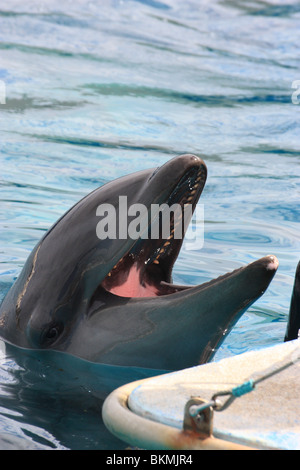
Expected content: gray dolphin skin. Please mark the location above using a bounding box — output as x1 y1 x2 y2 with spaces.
0 154 279 370
284 261 300 342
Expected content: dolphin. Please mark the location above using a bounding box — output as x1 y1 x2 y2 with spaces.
0 154 279 370
284 261 300 342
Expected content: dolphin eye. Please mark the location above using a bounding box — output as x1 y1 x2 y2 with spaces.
46 327 59 339
42 322 64 345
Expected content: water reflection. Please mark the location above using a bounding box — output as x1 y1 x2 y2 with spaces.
0 341 165 449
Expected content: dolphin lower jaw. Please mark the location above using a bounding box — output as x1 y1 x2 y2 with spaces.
78 254 279 369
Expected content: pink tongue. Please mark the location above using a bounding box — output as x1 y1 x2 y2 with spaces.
109 265 158 298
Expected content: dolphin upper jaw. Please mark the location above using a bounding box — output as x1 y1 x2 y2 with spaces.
97 154 208 298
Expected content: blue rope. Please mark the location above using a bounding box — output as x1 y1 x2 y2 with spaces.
189 353 299 416
231 379 255 397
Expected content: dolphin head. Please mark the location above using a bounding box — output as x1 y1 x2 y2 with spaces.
0 154 278 370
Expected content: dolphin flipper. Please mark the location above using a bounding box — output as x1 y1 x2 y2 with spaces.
284 261 300 342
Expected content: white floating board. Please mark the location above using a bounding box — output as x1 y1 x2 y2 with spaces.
102 340 300 450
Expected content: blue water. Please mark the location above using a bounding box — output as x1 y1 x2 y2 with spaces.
0 0 299 450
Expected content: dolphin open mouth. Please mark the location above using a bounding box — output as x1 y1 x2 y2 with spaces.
101 157 207 298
